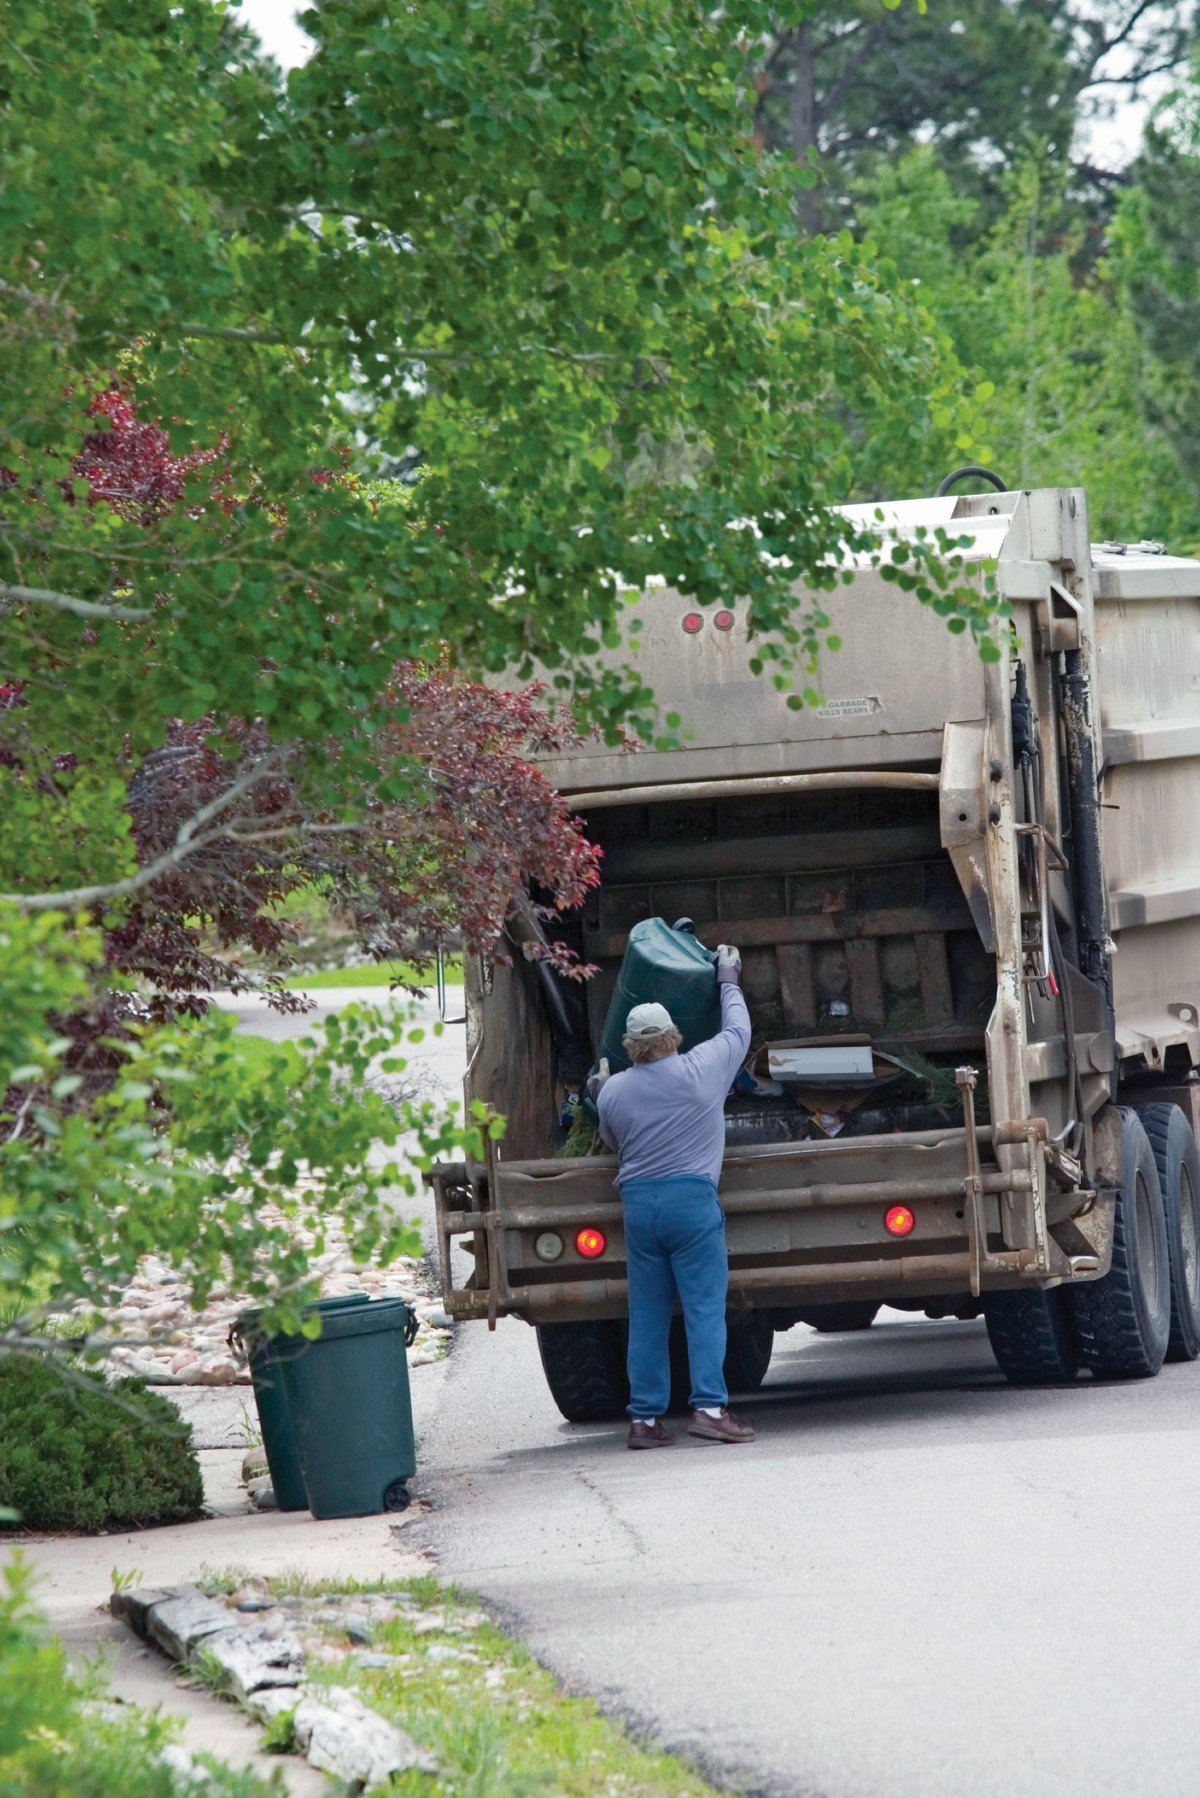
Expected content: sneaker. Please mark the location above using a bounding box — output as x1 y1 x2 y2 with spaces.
627 1419 675 1450
687 1408 756 1444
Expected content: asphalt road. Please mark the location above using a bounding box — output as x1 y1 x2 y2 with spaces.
416 1300 1200 1798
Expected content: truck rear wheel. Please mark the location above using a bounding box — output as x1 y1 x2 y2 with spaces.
723 1313 774 1392
1134 1103 1200 1362
795 1301 881 1333
1067 1109 1170 1380
666 1314 774 1411
536 1321 629 1422
984 1288 1080 1384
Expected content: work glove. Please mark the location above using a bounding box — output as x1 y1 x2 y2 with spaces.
715 944 742 985
586 1057 611 1103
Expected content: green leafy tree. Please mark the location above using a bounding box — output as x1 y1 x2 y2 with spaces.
850 148 1199 545
0 0 986 1339
752 1 1197 233
1113 78 1200 517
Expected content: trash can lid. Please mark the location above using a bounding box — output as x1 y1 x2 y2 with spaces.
232 1291 372 1341
308 1297 417 1343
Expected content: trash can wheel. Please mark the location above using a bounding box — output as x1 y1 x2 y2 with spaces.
384 1480 411 1512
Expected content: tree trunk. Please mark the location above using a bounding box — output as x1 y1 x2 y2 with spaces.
789 23 820 235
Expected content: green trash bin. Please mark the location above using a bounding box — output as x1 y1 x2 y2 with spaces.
582 917 720 1117
233 1293 371 1514
279 1297 419 1519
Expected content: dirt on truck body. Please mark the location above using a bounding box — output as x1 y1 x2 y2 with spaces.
432 486 1200 1418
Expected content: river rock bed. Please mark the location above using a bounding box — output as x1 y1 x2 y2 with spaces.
73 1216 453 1387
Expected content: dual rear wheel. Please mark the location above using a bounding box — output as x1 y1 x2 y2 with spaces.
537 1312 773 1423
985 1104 1200 1385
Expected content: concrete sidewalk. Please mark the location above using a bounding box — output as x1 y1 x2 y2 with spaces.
13 1353 450 1791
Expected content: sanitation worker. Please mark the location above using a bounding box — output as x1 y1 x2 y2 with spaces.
589 944 756 1449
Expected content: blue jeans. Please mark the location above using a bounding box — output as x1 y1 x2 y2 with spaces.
620 1175 728 1419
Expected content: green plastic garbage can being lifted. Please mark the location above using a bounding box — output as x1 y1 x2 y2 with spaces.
234 1293 375 1512
280 1297 419 1519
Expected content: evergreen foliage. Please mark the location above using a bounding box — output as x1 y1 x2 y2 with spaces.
0 1360 202 1532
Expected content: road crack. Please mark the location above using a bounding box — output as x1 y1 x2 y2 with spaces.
574 1467 650 1558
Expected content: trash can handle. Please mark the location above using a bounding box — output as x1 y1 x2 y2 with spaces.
405 1305 420 1347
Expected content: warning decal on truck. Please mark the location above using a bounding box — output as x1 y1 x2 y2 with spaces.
814 696 882 719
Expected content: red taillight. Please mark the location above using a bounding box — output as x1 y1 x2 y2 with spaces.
714 609 734 630
884 1205 916 1237
682 612 703 633
576 1227 606 1259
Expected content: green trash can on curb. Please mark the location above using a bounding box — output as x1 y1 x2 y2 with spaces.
279 1297 419 1519
233 1294 372 1513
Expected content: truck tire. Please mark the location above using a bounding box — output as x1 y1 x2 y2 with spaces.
1134 1103 1200 1362
795 1301 880 1333
536 1321 630 1422
984 1288 1080 1384
665 1314 775 1411
1067 1108 1170 1380
723 1313 774 1392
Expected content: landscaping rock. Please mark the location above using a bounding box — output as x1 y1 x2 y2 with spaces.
109 1587 177 1639
195 1356 239 1385
93 1225 442 1386
146 1589 236 1659
292 1687 437 1783
342 1610 371 1644
201 1620 306 1696
240 1447 269 1482
247 1475 278 1511
246 1687 300 1723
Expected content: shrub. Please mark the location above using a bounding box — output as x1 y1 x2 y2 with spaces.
0 1358 203 1532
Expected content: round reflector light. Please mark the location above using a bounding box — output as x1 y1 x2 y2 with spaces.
576 1226 607 1259
682 612 704 633
714 609 735 630
534 1231 564 1262
884 1204 916 1237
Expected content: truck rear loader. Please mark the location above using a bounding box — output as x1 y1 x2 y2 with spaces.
432 484 1200 1417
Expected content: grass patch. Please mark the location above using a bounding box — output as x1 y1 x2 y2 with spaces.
282 959 463 992
304 1581 720 1797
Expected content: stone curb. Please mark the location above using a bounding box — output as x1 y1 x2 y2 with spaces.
111 1583 436 1785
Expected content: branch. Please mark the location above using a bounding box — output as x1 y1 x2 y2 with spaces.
4 1091 34 1146
0 582 156 622
0 276 55 311
0 753 284 911
1086 60 1184 87
1098 0 1159 59
815 22 886 131
178 321 647 367
1071 1 1176 95
178 321 345 350
1073 160 1135 188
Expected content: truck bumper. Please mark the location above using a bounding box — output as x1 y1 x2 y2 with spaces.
431 1125 1113 1326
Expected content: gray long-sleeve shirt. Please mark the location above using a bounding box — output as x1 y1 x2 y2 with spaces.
596 984 751 1187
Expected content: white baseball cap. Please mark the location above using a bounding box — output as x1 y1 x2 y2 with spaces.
625 1001 675 1039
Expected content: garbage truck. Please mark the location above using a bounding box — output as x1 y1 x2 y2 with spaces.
431 482 1200 1419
